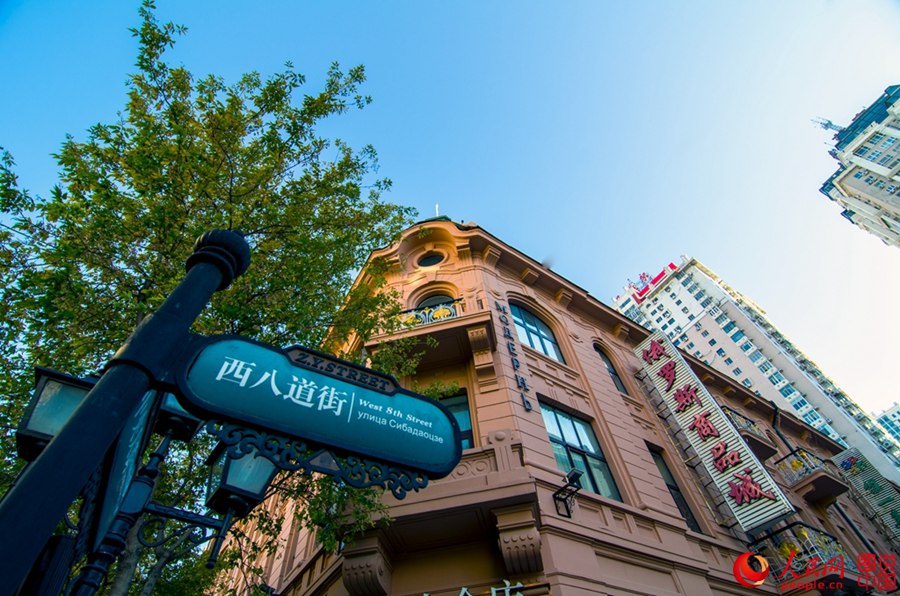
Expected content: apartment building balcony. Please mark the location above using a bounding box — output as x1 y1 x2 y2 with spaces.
722 406 778 460
368 298 496 370
773 449 849 505
749 522 863 592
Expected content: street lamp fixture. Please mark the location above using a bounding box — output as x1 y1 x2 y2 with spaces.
153 393 203 443
16 368 95 462
205 444 279 519
552 468 584 518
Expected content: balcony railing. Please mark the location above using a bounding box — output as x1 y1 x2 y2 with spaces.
773 448 849 503
398 298 465 328
749 521 858 581
722 406 778 460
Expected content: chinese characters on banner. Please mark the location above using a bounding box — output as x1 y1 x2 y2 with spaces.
635 332 795 533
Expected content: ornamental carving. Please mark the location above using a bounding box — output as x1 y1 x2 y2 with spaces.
342 537 392 596
494 506 543 575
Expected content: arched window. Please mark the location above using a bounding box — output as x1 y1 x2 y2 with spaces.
417 294 455 308
509 304 565 363
594 345 629 396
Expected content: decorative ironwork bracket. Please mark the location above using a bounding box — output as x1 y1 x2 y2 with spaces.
206 422 429 499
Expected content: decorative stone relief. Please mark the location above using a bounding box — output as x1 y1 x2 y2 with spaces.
494 506 543 575
554 288 572 308
520 267 539 285
483 246 501 267
456 240 471 261
342 536 392 596
467 324 496 387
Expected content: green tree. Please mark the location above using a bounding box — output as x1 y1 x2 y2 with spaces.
0 1 414 593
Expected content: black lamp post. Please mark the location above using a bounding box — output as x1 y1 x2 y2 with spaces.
15 368 95 462
0 229 252 595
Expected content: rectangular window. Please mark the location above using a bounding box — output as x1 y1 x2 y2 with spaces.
701 330 709 337
700 297 713 308
724 357 733 365
779 385 796 398
540 403 621 501
716 348 726 356
715 314 728 325
441 393 473 449
749 351 763 363
854 147 869 157
708 339 717 346
731 330 745 342
758 361 773 373
742 378 753 388
733 367 742 375
687 342 695 349
769 371 785 385
722 322 736 333
650 449 702 533
740 341 753 352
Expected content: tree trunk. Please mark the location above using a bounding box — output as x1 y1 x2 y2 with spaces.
106 522 144 596
137 532 191 596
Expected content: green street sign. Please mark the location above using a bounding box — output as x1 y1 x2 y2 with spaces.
177 336 462 477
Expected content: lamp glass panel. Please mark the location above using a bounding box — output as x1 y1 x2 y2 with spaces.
30 379 89 436
207 451 226 503
225 454 277 496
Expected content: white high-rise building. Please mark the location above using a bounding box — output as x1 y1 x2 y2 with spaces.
820 85 900 248
876 403 900 446
613 257 900 481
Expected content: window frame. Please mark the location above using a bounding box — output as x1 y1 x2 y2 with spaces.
439 392 474 449
509 303 566 363
649 448 702 533
594 344 629 396
540 402 621 501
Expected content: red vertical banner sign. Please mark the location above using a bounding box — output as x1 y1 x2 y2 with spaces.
635 332 794 533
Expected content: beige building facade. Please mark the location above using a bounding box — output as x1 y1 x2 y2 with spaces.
220 219 898 596
820 85 900 248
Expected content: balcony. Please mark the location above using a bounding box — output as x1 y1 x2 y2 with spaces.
749 522 859 585
398 298 465 328
773 449 849 505
722 406 778 460
369 299 496 370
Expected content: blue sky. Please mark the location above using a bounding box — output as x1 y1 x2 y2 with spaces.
2 1 900 415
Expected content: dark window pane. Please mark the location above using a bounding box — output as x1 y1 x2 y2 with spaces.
540 403 621 502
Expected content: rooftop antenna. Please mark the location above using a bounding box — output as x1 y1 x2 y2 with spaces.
812 117 845 133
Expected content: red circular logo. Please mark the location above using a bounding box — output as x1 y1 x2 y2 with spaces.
733 552 770 588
